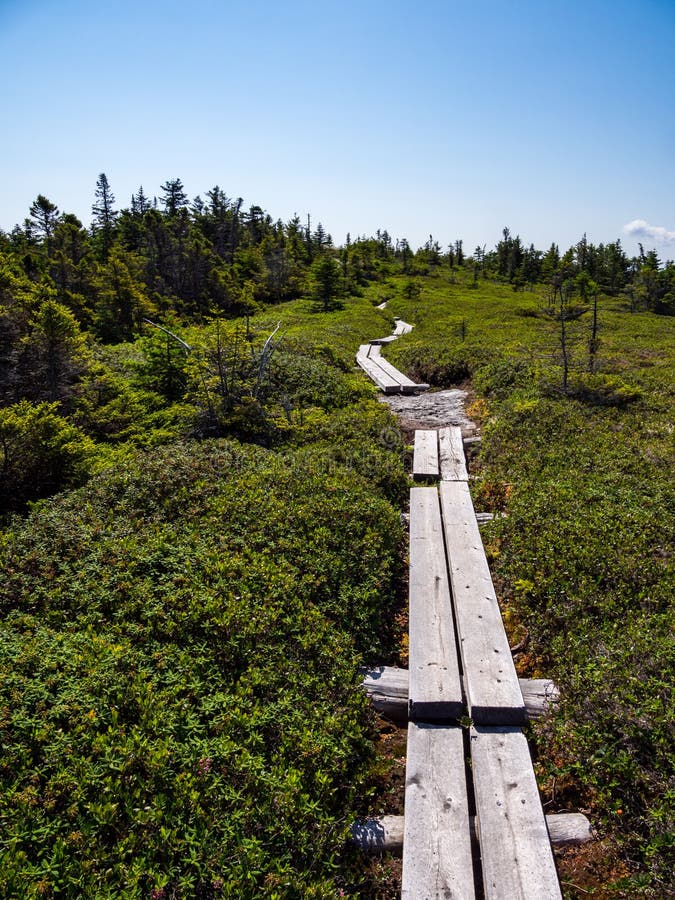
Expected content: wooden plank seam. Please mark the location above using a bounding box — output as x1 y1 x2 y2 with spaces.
402 469 563 898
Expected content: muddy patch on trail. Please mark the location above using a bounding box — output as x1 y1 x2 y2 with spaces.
379 389 475 434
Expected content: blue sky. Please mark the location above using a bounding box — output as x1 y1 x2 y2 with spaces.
1 0 674 257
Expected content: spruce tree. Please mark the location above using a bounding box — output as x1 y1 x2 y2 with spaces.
92 173 117 260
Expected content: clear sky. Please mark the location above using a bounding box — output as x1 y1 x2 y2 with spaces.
1 0 674 257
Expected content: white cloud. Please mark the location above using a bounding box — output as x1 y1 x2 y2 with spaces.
623 218 675 244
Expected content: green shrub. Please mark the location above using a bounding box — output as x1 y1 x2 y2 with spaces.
0 401 96 513
565 372 642 405
0 439 404 897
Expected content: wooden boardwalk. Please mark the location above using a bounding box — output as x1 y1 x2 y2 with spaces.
413 426 468 481
358 427 577 898
356 320 429 394
408 488 463 721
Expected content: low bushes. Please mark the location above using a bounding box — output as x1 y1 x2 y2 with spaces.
0 439 405 897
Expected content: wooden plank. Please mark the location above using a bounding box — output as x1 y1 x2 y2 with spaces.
360 666 558 722
439 425 468 481
351 812 592 855
470 726 562 899
394 319 414 335
356 346 402 394
370 334 399 345
439 481 526 724
369 345 422 394
402 722 475 899
408 487 463 720
413 430 440 479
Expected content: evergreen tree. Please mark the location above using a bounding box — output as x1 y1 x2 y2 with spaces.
91 173 117 260
310 254 342 311
18 295 91 408
26 195 60 256
160 179 188 216
130 186 152 217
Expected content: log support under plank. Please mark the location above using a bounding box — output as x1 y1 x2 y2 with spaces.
360 666 559 722
351 811 592 854
402 722 475 899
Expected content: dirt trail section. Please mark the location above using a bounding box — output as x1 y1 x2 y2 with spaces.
379 389 475 436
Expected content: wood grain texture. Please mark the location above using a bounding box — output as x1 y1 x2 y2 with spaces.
438 426 468 481
439 481 525 724
413 430 440 478
356 346 402 393
408 488 463 721
402 722 475 899
360 666 558 722
369 344 420 393
470 726 562 900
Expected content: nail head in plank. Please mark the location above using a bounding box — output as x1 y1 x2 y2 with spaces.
408 488 463 720
470 725 562 899
402 722 475 899
439 481 525 724
439 425 469 481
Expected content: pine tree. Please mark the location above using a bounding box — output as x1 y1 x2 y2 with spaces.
160 179 188 216
91 173 117 260
27 195 60 256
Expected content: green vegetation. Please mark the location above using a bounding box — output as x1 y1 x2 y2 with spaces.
0 182 673 896
382 268 674 896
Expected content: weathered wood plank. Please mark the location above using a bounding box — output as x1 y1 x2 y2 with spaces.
370 333 399 345
438 425 468 481
476 511 494 525
408 488 464 721
351 812 592 855
413 430 440 479
402 722 475 899
360 666 558 722
394 318 414 335
439 481 526 724
369 344 421 394
471 725 562 899
356 346 402 393
519 679 560 717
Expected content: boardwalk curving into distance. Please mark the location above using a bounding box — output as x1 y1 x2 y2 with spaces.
355 318 429 394
352 313 582 896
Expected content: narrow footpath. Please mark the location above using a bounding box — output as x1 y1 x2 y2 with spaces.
352 318 592 899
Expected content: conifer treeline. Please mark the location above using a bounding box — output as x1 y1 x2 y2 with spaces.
1 174 673 346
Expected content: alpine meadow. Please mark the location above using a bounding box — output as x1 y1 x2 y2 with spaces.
0 176 672 898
